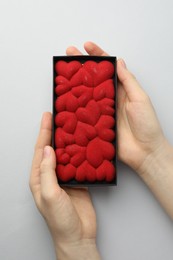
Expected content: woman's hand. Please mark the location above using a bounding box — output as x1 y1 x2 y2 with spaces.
66 42 166 172
66 42 173 219
29 112 100 260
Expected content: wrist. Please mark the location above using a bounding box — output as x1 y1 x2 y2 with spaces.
136 138 173 219
137 138 173 179
54 239 101 260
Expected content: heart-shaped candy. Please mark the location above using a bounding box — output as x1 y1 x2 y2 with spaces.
65 144 86 167
55 148 70 165
97 98 115 116
84 61 114 86
96 160 115 182
74 121 97 146
55 76 71 96
55 128 74 148
72 85 93 107
76 160 96 182
76 100 100 126
70 68 94 87
55 61 82 79
56 164 76 182
55 111 77 134
95 115 115 142
93 79 115 101
86 137 115 168
55 92 79 112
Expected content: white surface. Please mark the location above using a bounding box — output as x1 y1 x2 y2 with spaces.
0 0 173 259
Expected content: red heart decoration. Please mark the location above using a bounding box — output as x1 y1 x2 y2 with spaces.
56 164 76 182
70 68 94 87
93 79 115 101
86 137 115 168
72 85 93 107
65 144 86 167
76 160 96 182
97 98 115 116
95 115 115 142
55 128 74 148
84 61 114 86
96 160 115 182
76 100 100 126
74 121 97 146
55 148 70 165
55 61 82 79
55 92 79 112
55 111 77 134
55 76 71 96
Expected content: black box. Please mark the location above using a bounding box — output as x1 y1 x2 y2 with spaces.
53 55 117 186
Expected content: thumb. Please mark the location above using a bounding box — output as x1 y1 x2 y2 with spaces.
117 59 147 102
40 146 60 199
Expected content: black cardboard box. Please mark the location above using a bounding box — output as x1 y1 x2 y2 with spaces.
53 55 117 186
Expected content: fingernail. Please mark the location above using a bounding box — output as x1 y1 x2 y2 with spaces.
43 146 51 158
119 59 127 69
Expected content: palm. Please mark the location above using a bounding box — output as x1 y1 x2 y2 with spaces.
117 82 164 170
64 187 96 239
44 187 97 244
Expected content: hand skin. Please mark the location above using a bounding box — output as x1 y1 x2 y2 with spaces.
67 42 173 219
29 113 100 260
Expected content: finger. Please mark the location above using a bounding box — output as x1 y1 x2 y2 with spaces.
117 59 147 102
117 82 127 110
40 146 61 200
66 46 83 55
30 112 52 195
84 41 109 56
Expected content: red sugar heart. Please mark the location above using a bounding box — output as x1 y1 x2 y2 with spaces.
76 100 100 126
56 164 76 182
83 61 114 86
86 137 115 168
75 161 86 182
55 61 82 79
55 111 77 134
76 160 96 182
55 128 74 148
55 149 70 165
55 76 71 96
70 68 94 87
65 144 84 155
55 92 79 112
65 144 86 167
72 85 93 107
71 152 86 167
85 162 96 182
95 115 115 142
97 98 115 116
93 79 115 101
74 121 97 146
96 160 115 182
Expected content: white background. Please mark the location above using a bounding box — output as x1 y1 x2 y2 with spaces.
0 0 173 259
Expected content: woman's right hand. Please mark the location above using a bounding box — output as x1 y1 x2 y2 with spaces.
67 42 173 219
